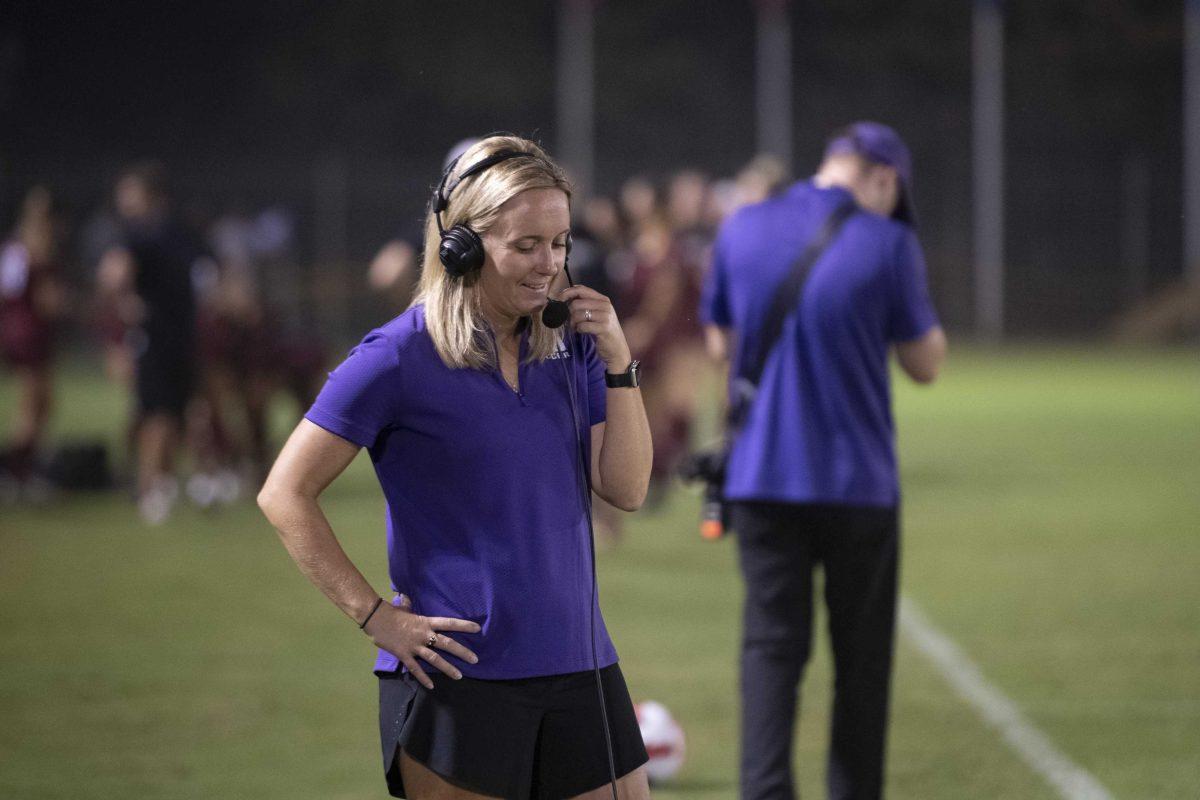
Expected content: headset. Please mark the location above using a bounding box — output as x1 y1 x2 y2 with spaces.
431 149 620 798
433 149 534 278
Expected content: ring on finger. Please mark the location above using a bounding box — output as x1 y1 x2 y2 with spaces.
426 634 438 648
584 309 593 322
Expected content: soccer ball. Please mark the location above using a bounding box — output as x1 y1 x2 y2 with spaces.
634 700 686 783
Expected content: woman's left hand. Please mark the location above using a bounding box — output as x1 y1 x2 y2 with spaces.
557 285 633 371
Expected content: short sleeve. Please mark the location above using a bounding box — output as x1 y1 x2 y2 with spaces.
700 223 733 326
580 333 607 426
887 229 940 343
304 330 400 448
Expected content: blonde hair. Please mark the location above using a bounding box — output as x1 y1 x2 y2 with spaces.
413 135 572 370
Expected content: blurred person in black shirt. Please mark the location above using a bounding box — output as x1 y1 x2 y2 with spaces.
98 161 206 523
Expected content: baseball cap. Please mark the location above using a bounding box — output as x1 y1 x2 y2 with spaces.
823 121 917 226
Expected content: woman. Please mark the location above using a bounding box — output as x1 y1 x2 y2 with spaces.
1 186 66 493
258 136 654 799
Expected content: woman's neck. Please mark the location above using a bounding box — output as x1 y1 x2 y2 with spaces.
478 294 523 344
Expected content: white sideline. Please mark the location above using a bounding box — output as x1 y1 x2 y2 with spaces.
899 597 1115 800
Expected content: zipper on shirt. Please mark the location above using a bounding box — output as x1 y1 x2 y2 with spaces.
489 327 530 405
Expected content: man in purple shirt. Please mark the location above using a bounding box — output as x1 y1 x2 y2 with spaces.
259 136 653 799
701 122 947 800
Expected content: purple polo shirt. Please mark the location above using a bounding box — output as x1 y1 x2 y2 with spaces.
701 180 939 507
305 304 615 679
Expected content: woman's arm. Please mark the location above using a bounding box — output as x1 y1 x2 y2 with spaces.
257 420 376 621
558 285 653 512
257 420 480 688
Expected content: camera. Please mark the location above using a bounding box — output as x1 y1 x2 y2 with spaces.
678 448 729 539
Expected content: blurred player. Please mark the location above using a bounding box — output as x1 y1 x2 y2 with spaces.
98 162 205 523
621 172 713 504
1 186 67 498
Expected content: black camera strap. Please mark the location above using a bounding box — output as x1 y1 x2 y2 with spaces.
682 195 858 539
727 197 858 431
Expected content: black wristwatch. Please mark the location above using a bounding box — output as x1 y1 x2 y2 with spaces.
605 360 641 388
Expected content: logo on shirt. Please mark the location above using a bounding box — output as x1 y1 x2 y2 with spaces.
547 340 573 360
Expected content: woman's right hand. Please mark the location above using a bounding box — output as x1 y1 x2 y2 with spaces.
363 594 481 689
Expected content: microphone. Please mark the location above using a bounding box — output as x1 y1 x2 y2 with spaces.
542 298 570 328
541 243 576 329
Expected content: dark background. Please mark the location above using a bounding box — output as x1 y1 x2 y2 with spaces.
0 0 1188 337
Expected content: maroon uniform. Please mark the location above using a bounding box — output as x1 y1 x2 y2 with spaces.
0 241 57 369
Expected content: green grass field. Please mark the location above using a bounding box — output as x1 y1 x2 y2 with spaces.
2 347 1198 799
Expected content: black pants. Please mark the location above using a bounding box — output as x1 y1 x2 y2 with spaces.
732 502 899 800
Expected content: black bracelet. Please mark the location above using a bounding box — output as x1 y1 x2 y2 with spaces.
358 597 384 630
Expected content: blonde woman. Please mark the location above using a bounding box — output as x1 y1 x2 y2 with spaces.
259 136 653 799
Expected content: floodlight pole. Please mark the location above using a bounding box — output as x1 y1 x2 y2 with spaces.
557 0 596 198
1185 0 1200 286
754 0 793 172
973 0 1005 340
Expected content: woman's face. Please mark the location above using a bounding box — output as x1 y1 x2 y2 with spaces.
479 187 570 321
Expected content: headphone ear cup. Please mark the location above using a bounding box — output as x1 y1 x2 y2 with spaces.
439 225 486 278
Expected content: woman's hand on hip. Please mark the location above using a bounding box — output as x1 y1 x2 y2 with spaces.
363 594 481 689
557 285 633 371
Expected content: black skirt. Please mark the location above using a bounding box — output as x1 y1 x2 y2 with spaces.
378 663 648 799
